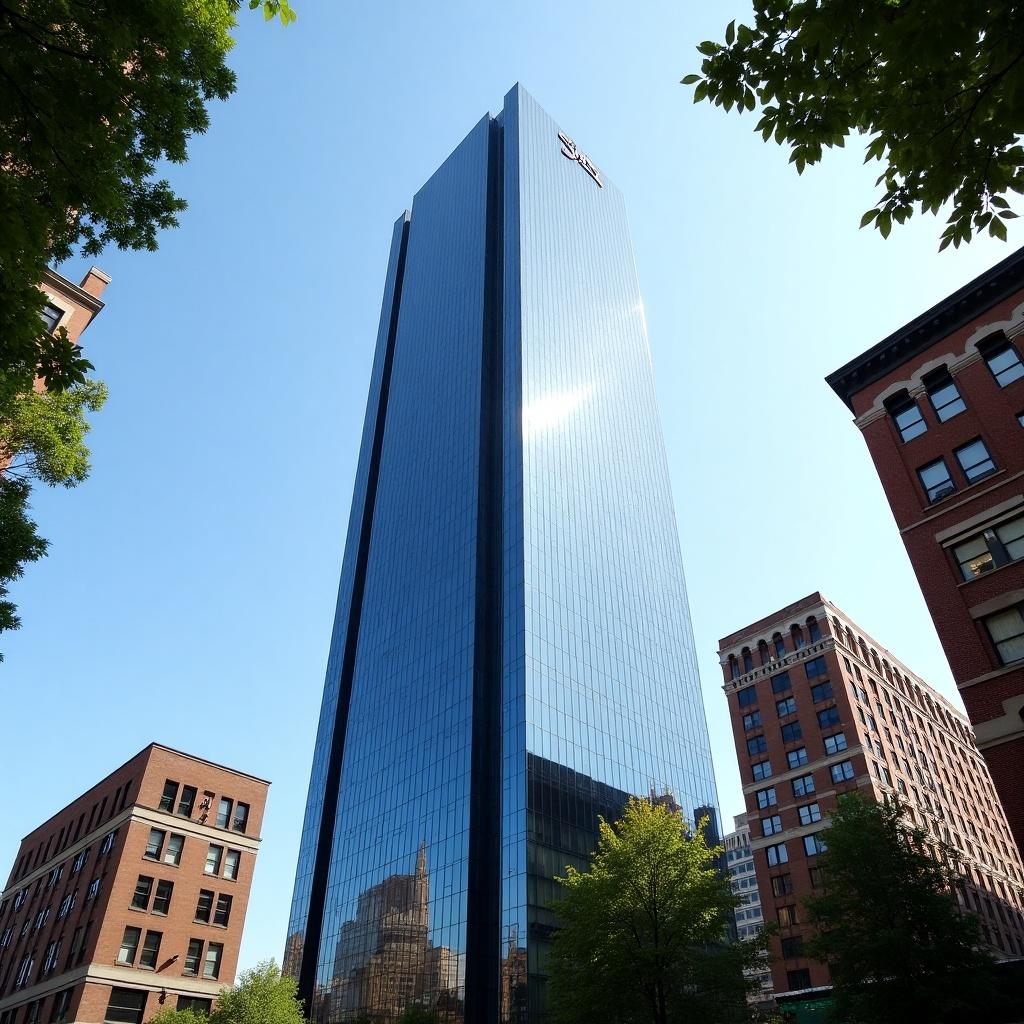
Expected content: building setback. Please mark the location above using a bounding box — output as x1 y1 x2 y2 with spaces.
0 745 268 1024
719 593 1024 1002
722 814 772 1003
827 250 1024 856
285 85 719 1024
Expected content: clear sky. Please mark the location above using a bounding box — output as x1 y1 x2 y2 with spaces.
4 0 1018 974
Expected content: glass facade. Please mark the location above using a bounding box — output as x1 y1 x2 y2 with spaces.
286 86 719 1024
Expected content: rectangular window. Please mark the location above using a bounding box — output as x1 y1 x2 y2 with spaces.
804 833 828 856
25 1002 41 1024
824 732 848 755
984 605 1024 665
736 685 757 708
41 303 63 333
766 843 788 867
232 803 249 833
216 798 233 829
194 890 214 924
778 905 799 926
792 774 815 797
816 706 840 728
955 438 997 484
771 874 794 897
72 848 90 874
786 748 809 769
751 760 773 782
177 786 197 818
780 934 804 958
203 942 223 979
925 371 966 422
176 998 212 1015
918 457 955 503
746 735 767 756
86 877 101 901
798 802 822 825
787 968 812 990
117 926 141 965
144 829 165 860
104 987 147 1024
213 894 232 927
771 672 791 694
756 787 777 809
982 337 1024 387
810 681 833 702
153 879 173 915
100 829 118 856
131 876 153 911
781 721 803 743
205 844 223 876
809 866 824 888
139 930 162 970
804 656 828 680
762 815 783 837
42 939 62 975
58 890 76 919
164 834 185 866
889 394 927 441
742 711 762 730
50 988 74 1024
158 781 179 813
776 697 796 718
183 939 203 977
223 849 241 881
831 760 856 783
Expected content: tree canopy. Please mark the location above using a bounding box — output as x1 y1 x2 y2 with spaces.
804 794 997 1024
548 797 766 1024
684 0 1024 249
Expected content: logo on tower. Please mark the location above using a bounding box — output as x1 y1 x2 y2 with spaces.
558 132 603 188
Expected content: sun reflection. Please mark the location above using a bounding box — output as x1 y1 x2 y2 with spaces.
522 385 593 435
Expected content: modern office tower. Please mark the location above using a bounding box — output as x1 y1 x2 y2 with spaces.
827 250 1024 856
286 85 719 1024
723 814 773 1004
720 593 1024 1009
0 745 268 1024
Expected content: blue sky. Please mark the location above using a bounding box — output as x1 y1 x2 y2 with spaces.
4 0 1018 973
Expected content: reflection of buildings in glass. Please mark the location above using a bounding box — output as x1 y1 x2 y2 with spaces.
283 931 304 981
500 927 527 1024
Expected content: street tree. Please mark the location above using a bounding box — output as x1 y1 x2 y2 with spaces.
804 793 997 1024
684 1 1024 249
548 797 767 1024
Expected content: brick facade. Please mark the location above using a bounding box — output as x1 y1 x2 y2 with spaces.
0 745 269 1024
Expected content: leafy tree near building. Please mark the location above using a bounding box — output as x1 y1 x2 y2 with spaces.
684 1 1024 249
804 793 998 1024
548 797 768 1024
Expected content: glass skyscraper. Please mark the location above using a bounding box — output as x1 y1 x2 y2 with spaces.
285 85 719 1024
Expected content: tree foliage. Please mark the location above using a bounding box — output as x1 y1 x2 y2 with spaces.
148 1010 209 1024
684 1 1024 248
548 797 766 1024
208 960 305 1024
804 794 997 1024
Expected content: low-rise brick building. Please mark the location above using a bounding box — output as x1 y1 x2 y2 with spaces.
720 593 1024 1004
0 745 269 1024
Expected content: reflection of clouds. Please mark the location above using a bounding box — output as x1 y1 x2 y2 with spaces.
522 385 593 435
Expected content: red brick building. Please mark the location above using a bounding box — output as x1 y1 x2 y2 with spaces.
38 267 110 349
720 593 1024 1002
827 250 1024 856
0 745 269 1024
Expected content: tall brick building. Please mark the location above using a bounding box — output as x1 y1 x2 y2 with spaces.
827 249 1024 855
0 745 268 1024
720 593 1024 1004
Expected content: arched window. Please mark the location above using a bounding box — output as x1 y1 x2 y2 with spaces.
729 655 740 681
742 647 754 673
791 624 805 649
870 649 882 674
807 616 821 643
773 632 786 658
845 627 856 651
833 618 845 644
758 639 772 666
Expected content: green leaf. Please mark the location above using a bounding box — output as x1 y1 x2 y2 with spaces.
693 81 709 103
681 74 701 85
860 209 879 228
725 20 735 45
991 217 1008 241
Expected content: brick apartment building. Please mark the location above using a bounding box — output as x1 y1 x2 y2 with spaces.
827 249 1024 856
38 267 110 350
720 593 1024 1004
0 745 268 1024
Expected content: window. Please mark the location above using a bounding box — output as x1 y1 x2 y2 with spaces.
831 760 856 783
117 926 141 965
776 697 796 718
804 656 827 680
217 798 233 829
15 952 35 989
41 303 63 333
164 834 185 866
223 849 241 881
42 939 62 974
742 648 754 672
205 844 223 876
104 987 147 1024
771 671 791 694
984 604 1024 665
804 833 828 856
144 829 165 860
771 874 794 897
810 681 833 703
158 781 179 812
807 617 821 643
778 905 799 926
153 879 173 915
780 934 804 959
747 735 767 756
889 394 927 442
58 889 76 918
50 988 74 1024
730 657 740 681
787 968 812 990
756 787 777 809
816 706 840 729
773 634 786 658
955 438 997 484
132 875 153 911
86 877 101 901
824 732 848 755
918 458 955 503
809 866 824 888
177 998 212 1015
25 1003 41 1024
213 894 232 927
981 336 1024 387
99 829 118 856
203 942 223 979
183 939 203 976
752 761 773 782
736 686 757 708
781 722 803 743
139 931 162 970
177 786 197 818
742 711 762 730
71 848 90 874
792 773 815 797
766 843 789 866
34 905 51 931
953 513 1024 580
195 890 214 924
786 747 809 769
798 803 822 825
925 371 966 422
47 864 64 889
762 815 783 836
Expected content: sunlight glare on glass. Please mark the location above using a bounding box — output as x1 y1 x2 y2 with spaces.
522 386 594 435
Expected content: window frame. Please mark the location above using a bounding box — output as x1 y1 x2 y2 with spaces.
918 457 956 504
954 437 997 485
